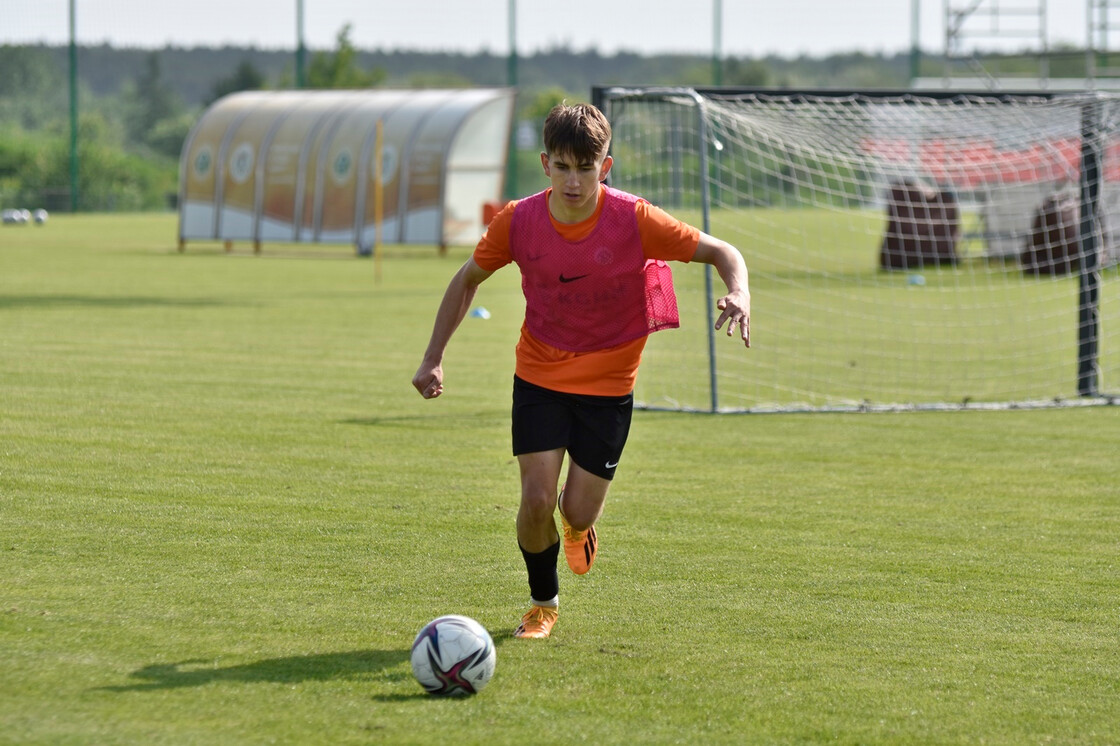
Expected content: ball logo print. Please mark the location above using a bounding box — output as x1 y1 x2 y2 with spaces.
410 615 496 696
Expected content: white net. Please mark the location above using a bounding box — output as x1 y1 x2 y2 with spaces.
598 87 1120 412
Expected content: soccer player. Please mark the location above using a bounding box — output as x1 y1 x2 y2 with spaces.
412 103 750 639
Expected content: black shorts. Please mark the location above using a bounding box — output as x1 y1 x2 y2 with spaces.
511 376 634 480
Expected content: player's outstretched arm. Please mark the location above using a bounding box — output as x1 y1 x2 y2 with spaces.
412 257 494 398
691 233 751 348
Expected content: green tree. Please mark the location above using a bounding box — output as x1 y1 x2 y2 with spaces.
0 123 39 206
0 45 66 129
0 45 61 97
6 111 174 211
723 58 770 86
407 70 473 89
146 113 196 160
307 24 386 89
522 86 578 123
207 59 266 105
124 51 183 146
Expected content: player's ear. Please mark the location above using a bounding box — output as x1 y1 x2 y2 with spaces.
599 154 613 181
540 152 550 175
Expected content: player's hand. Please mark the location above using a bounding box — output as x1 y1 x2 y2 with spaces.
412 363 445 399
714 291 751 348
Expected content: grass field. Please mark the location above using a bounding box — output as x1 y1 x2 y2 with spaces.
638 206 1120 411
2 214 1119 744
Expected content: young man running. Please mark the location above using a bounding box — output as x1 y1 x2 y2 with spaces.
412 103 750 639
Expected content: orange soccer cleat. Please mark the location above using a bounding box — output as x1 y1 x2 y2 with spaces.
558 491 597 575
514 604 558 639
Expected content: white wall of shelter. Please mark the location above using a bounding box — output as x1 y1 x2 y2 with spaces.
177 88 515 252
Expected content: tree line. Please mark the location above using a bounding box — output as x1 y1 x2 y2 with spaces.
0 30 1097 212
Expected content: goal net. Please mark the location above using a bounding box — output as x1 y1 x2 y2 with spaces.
594 87 1120 413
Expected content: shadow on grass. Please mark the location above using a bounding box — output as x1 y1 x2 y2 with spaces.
340 411 505 428
99 649 409 692
0 294 230 310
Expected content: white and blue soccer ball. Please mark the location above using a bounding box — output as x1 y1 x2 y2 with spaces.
410 614 496 696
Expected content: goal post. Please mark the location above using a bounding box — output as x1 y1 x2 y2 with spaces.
592 86 1120 413
1079 99 1104 398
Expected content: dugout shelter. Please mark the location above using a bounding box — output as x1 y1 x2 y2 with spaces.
177 88 515 253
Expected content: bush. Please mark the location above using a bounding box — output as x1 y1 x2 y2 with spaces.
0 116 177 211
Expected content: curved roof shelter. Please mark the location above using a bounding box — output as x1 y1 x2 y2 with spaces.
178 88 515 252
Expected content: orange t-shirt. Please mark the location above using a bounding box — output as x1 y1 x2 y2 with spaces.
474 185 700 396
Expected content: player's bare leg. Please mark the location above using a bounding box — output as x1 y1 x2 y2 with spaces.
558 461 609 575
514 449 565 638
516 448 564 552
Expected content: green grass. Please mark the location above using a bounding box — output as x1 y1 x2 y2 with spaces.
2 214 1119 744
637 206 1120 411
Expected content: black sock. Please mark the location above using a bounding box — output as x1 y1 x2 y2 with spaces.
519 540 560 604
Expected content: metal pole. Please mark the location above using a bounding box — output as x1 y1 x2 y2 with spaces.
68 0 78 212
909 0 921 83
1040 0 1049 83
689 90 718 413
1086 0 1092 83
1096 0 1107 82
712 0 722 86
1077 97 1102 397
506 0 518 199
295 0 306 89
943 0 952 85
507 0 517 90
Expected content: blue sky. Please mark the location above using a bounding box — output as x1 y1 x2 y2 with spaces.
2 0 1090 58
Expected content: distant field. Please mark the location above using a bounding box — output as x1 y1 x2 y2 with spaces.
1 213 1118 744
637 205 1120 411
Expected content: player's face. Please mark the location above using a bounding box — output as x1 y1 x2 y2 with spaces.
541 149 612 222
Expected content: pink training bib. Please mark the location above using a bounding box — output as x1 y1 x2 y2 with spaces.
510 187 679 352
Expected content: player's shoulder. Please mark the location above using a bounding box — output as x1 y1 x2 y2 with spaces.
476 200 522 270
633 197 680 225
488 198 523 230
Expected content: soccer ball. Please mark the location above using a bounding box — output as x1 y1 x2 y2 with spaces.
410 615 496 696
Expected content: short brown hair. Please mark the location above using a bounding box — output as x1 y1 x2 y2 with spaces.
542 103 611 163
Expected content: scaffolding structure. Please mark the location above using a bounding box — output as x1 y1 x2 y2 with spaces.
913 1 1120 91
943 0 1049 86
1088 0 1120 81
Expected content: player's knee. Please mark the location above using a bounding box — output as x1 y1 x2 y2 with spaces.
568 513 595 532
519 485 557 523
563 504 596 532
558 490 601 531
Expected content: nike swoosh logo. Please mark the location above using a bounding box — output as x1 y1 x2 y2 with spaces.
559 273 590 283
605 460 619 469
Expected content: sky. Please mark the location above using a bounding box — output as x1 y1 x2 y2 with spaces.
1 0 1093 58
